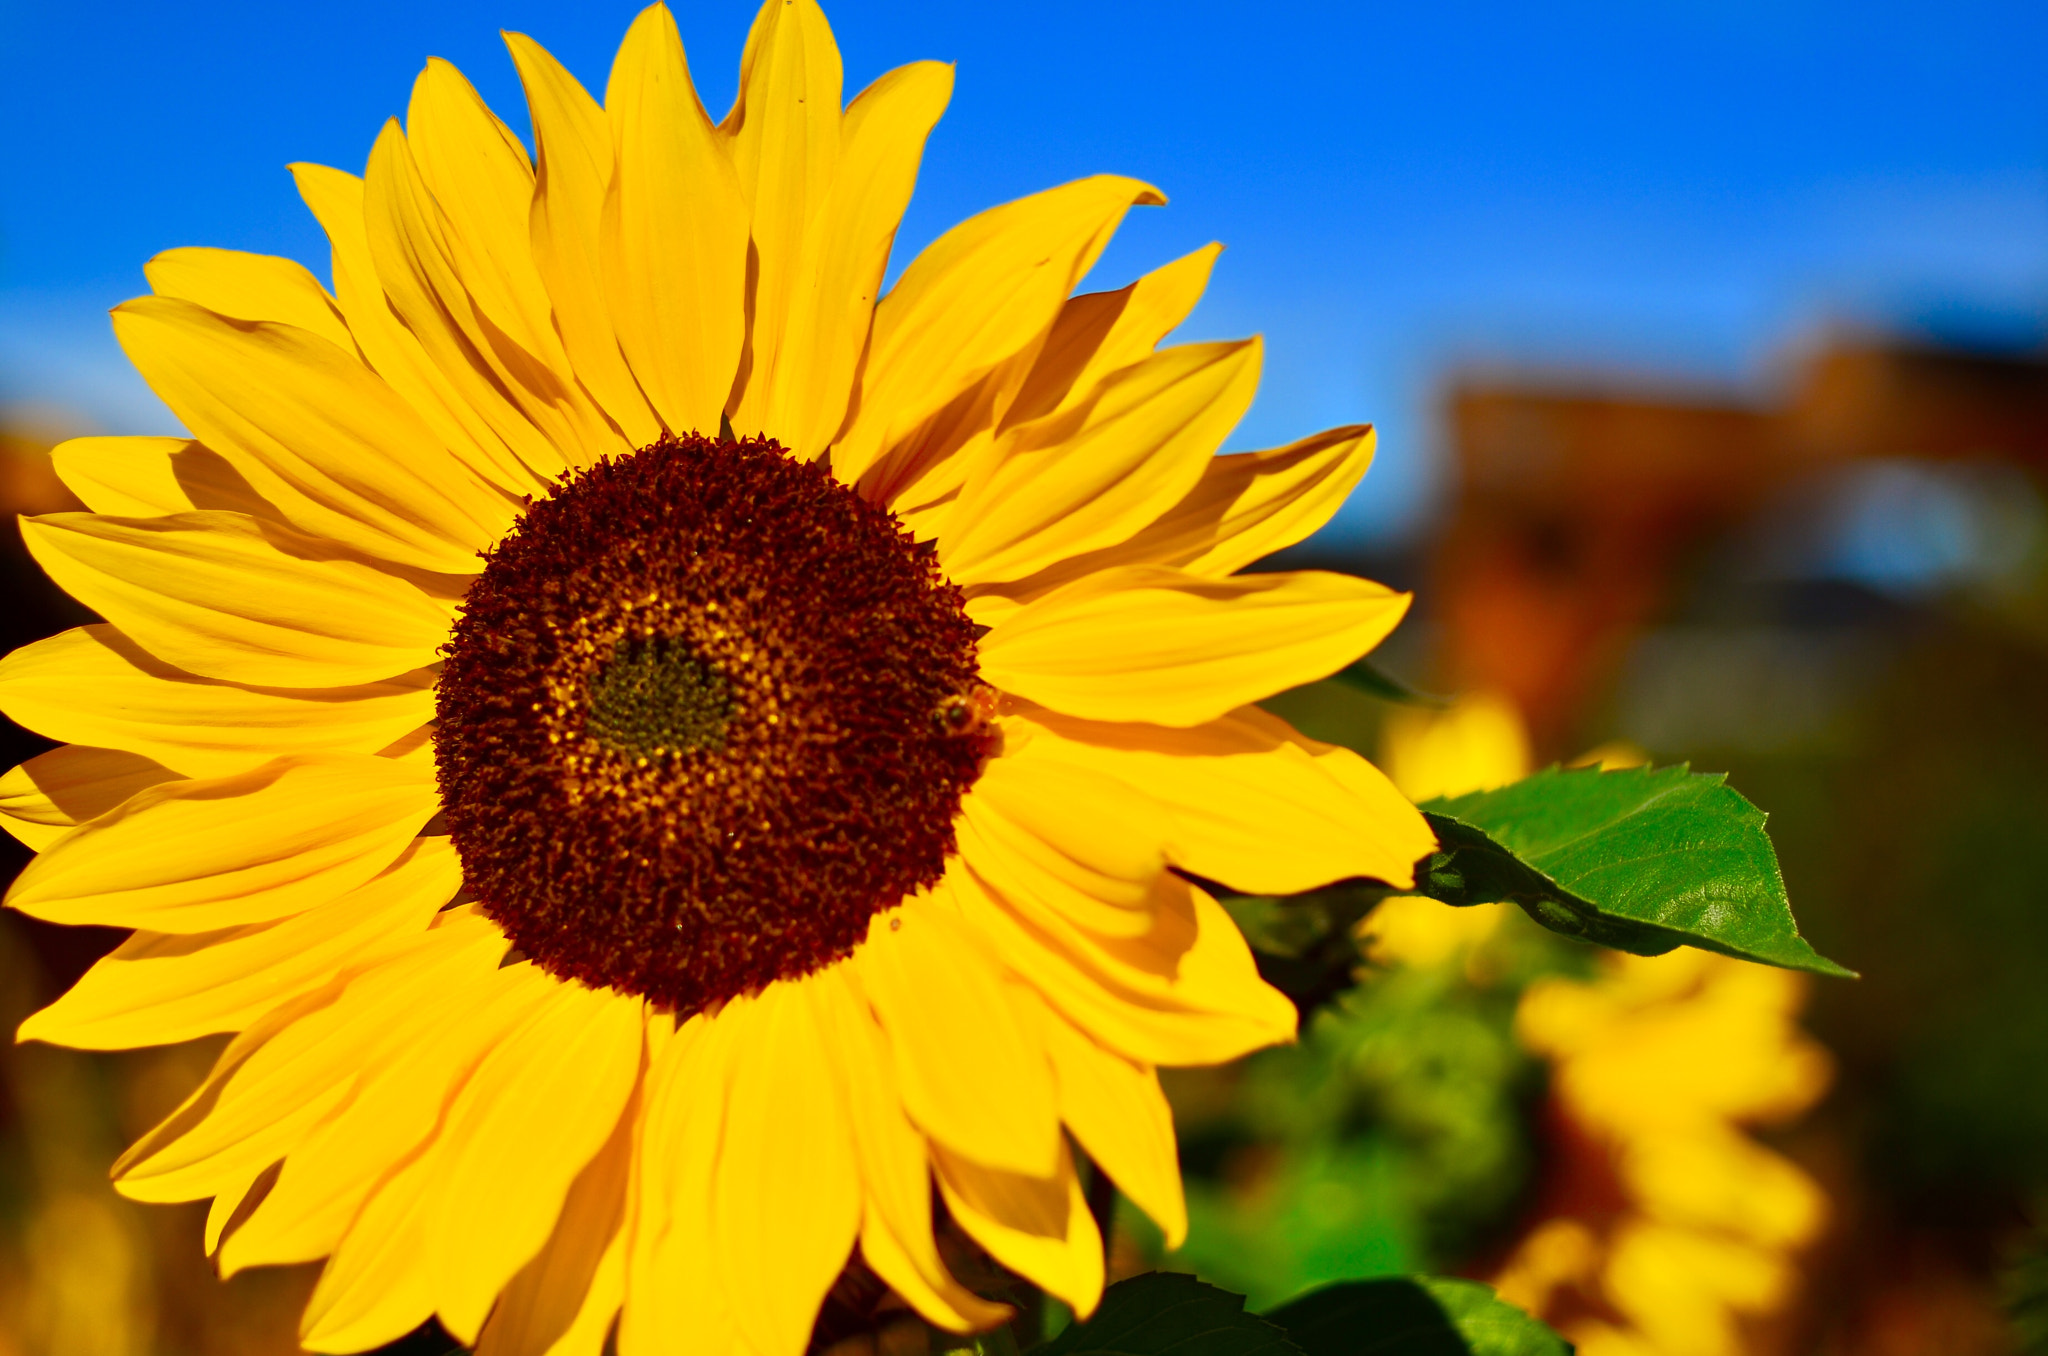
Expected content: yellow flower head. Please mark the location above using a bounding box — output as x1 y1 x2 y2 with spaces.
1497 950 1833 1356
0 4 1435 1352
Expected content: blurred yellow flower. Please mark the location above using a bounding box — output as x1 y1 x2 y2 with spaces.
1366 690 1529 967
1366 691 1831 1356
1378 689 1534 805
1495 949 1832 1356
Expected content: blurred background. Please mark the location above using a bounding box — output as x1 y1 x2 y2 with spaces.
2 0 2046 1352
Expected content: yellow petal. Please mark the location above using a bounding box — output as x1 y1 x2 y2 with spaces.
112 295 513 572
853 899 1060 1177
21 510 451 688
1025 988 1187 1250
724 0 843 446
113 910 509 1204
430 986 645 1344
779 58 952 458
858 1218 1006 1339
1616 1125 1825 1247
51 435 196 516
19 835 461 1050
721 0 779 119
834 174 1165 485
955 755 1170 939
50 436 283 520
475 1083 637 1356
619 1010 743 1356
204 1160 271 1256
941 868 1297 1066
0 624 435 779
295 1136 443 1351
0 745 180 851
405 59 556 370
858 374 1009 532
968 424 1379 629
115 987 358 1205
1149 425 1377 576
602 4 749 435
979 564 1410 727
1003 243 1221 430
714 978 860 1356
144 246 355 351
1601 1220 1789 1353
1005 703 1435 893
505 33 663 448
807 966 1011 1334
292 161 546 498
940 339 1261 585
932 1138 1103 1318
4 754 438 932
220 959 560 1283
406 58 634 474
363 120 616 480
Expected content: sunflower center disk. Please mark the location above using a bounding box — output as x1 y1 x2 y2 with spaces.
434 433 992 1014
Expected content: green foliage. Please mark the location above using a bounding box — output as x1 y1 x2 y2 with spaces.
1416 765 1852 977
1153 914 1561 1305
1032 1273 1300 1356
2001 1226 2048 1356
1222 884 1383 1018
1030 1273 1570 1356
1266 1277 1572 1356
1748 619 2048 1199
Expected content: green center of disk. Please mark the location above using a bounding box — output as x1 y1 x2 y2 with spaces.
585 636 733 756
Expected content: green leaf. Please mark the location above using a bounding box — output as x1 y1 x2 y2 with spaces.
1330 659 1448 708
1416 765 1853 978
1265 1277 1571 1356
1033 1272 1302 1356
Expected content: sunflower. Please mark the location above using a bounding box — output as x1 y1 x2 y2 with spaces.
1495 950 1831 1356
0 3 1432 1352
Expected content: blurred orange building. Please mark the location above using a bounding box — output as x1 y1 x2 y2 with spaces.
1434 338 2048 755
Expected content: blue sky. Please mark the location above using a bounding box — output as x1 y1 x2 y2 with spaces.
2 0 2043 544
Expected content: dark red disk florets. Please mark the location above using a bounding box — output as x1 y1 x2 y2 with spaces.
434 433 991 1014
